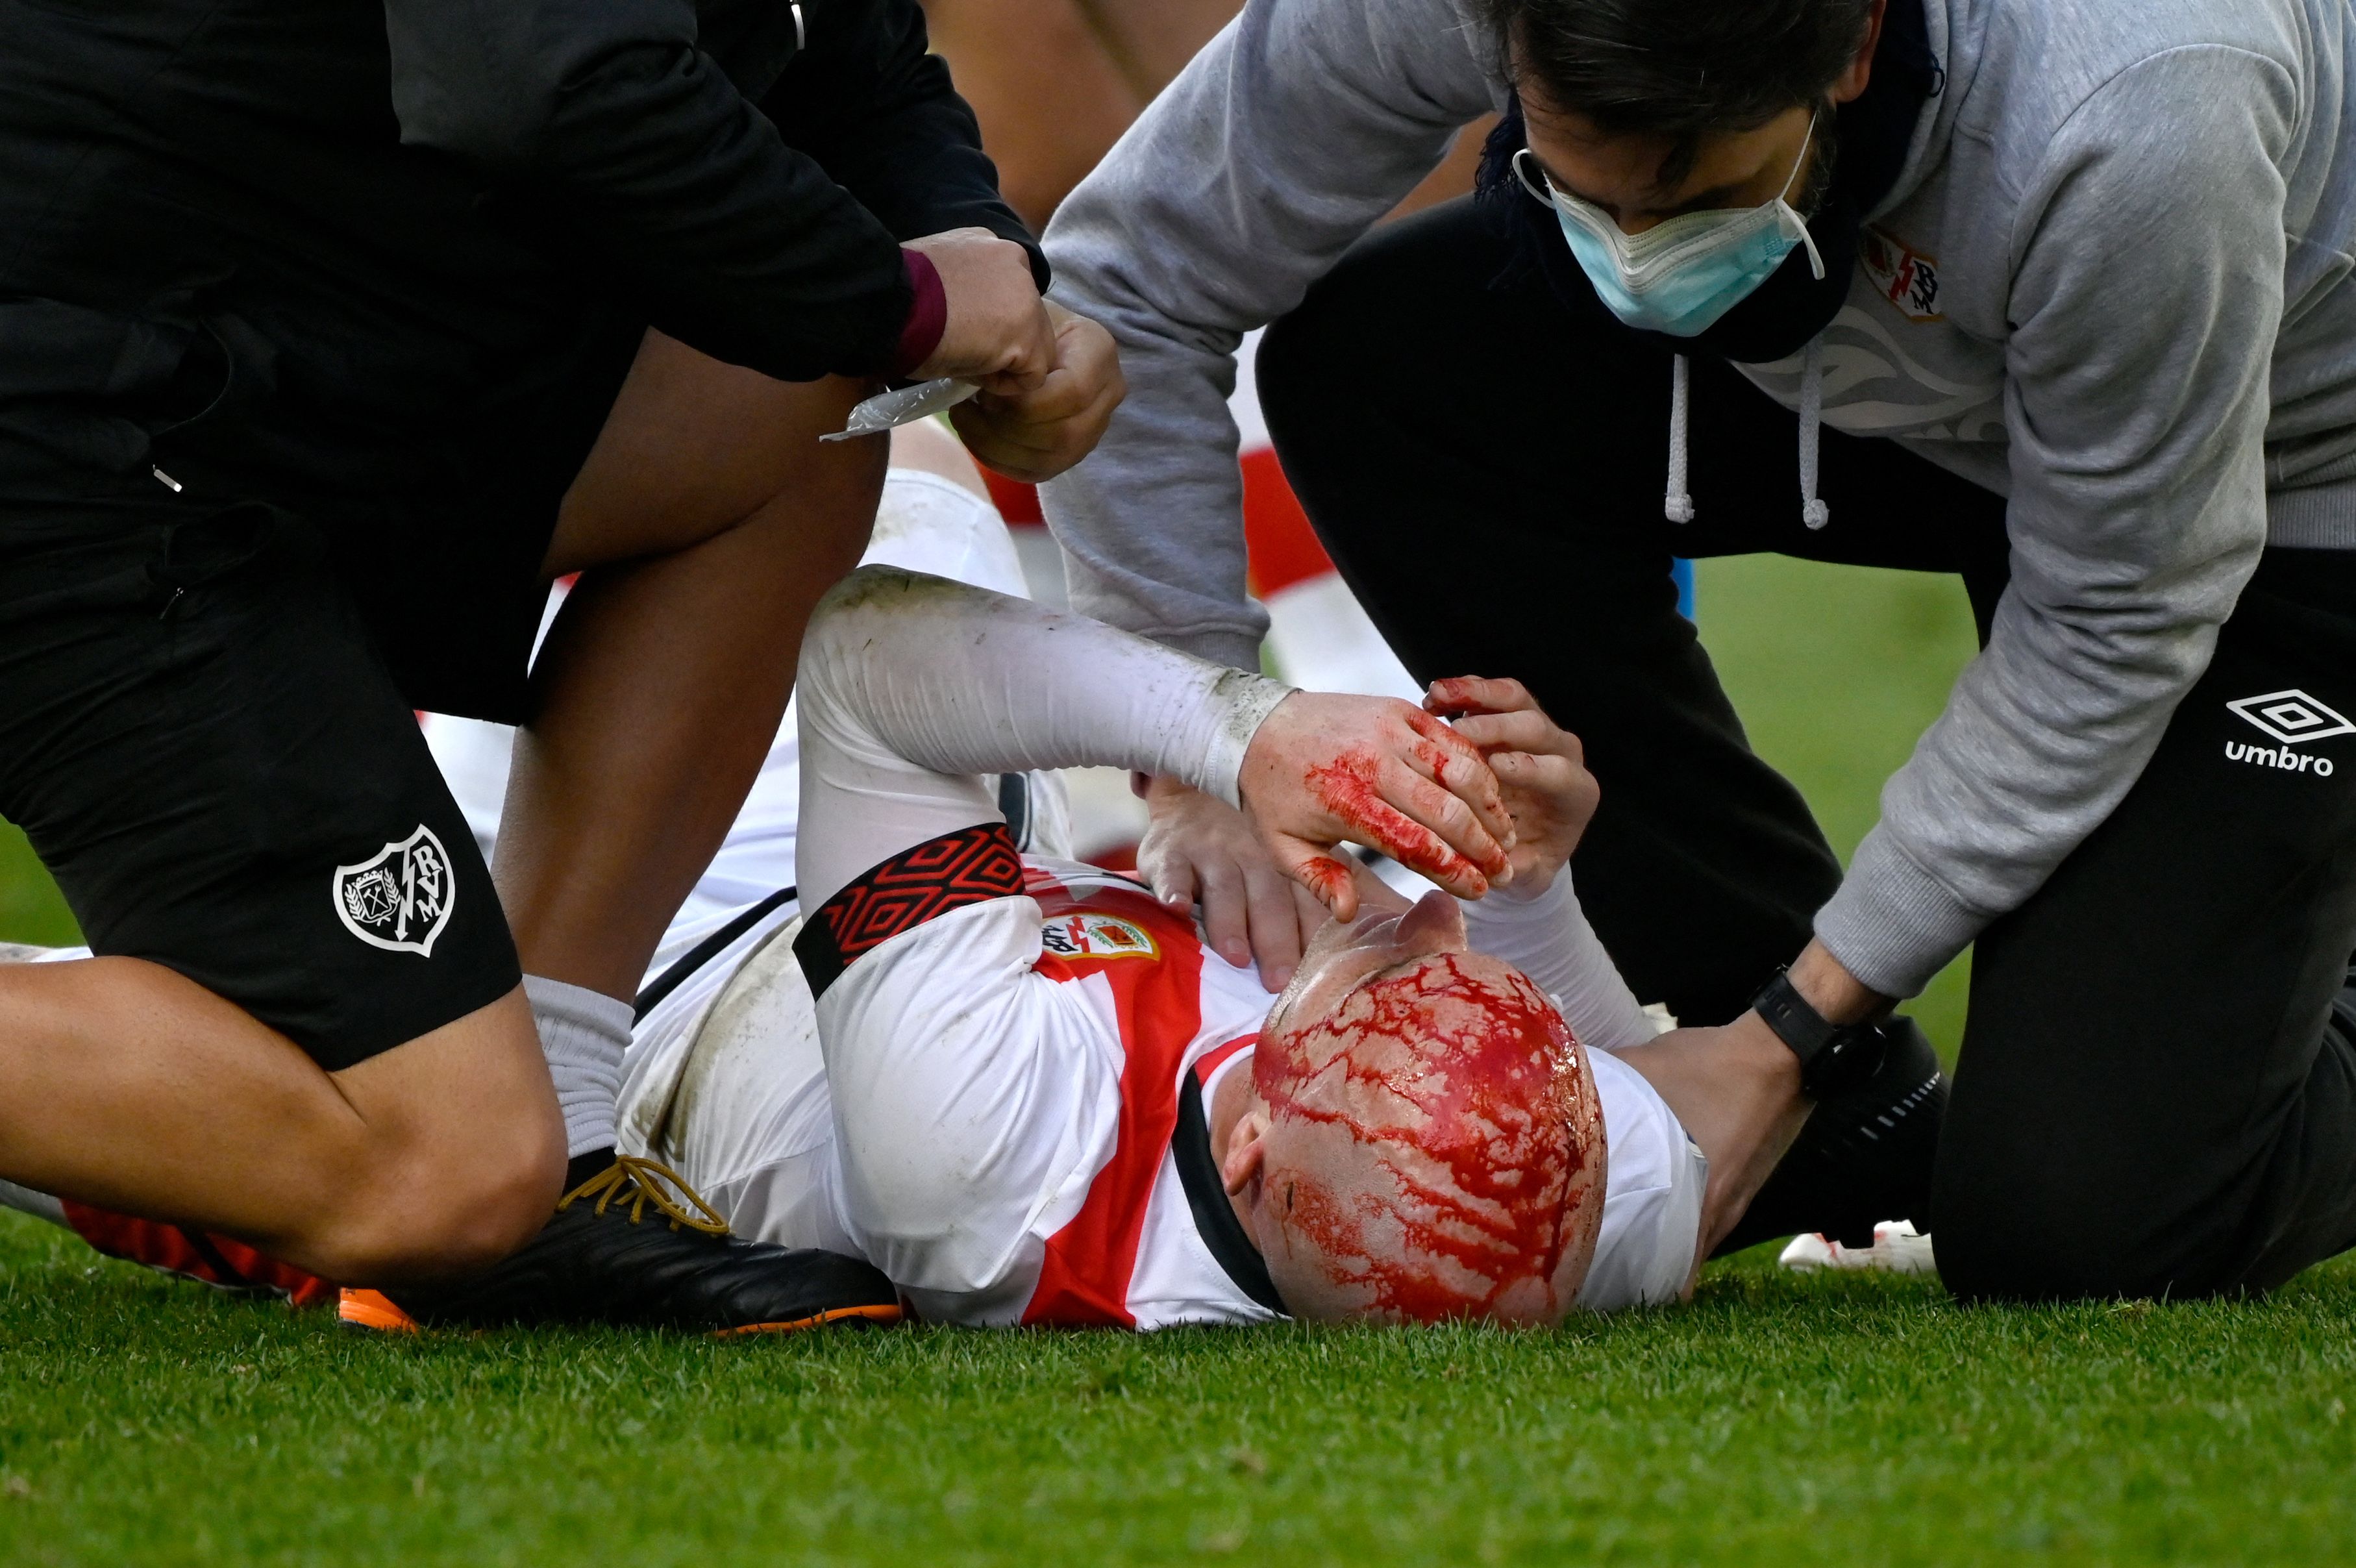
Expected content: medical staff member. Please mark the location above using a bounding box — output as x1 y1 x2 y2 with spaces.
1041 0 2356 1300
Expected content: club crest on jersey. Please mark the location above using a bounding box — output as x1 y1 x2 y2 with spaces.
332 826 456 956
1041 910 1159 962
1860 227 1942 322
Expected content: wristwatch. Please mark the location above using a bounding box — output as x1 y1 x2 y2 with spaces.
1750 967 1892 1099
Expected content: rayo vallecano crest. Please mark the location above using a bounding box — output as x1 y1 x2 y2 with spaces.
332 825 456 956
1039 910 1159 962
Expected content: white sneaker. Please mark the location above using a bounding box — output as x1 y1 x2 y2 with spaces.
1779 1219 1938 1275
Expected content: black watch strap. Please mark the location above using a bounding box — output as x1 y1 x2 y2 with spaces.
1750 968 1891 1097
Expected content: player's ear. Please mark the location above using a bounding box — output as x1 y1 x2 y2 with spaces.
1222 1110 1271 1196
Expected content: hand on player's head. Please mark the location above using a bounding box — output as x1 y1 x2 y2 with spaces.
1221 891 1606 1326
1237 691 1517 919
1423 677 1599 901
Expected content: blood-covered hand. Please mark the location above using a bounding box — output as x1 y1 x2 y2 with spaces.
949 303 1124 482
1423 676 1600 902
1237 692 1515 920
1135 775 1329 992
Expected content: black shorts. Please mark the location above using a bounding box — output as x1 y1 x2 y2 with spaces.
0 271 640 1071
0 495 536 1071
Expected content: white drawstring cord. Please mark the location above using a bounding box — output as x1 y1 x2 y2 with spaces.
1798 337 1829 530
1664 341 1829 531
1665 355 1695 523
1780 205 1829 283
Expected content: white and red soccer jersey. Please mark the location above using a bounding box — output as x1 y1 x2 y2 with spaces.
621 836 1287 1328
622 831 1704 1328
794 830 1287 1330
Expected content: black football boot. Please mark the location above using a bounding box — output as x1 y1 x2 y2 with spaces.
1711 1015 1948 1258
339 1155 901 1336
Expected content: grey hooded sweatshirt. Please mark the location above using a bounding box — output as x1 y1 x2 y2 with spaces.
1041 0 2356 999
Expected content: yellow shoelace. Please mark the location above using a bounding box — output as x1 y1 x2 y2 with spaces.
556 1155 730 1236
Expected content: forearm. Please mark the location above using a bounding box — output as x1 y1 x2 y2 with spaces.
1817 468 2266 1000
1613 1020 1808 1260
793 568 1293 908
1457 874 1655 1052
1039 0 1493 665
805 567 1291 795
1040 346 1267 667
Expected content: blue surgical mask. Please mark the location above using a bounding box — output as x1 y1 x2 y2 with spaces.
1515 118 1828 338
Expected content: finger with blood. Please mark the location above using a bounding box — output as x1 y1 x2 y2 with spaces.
1304 749 1489 891
1404 709 1515 852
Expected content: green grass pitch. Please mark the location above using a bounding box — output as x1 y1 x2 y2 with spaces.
5 556 2351 1564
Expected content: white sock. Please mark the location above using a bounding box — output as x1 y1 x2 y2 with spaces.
525 975 630 1161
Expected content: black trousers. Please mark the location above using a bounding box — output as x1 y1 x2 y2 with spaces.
1261 198 2356 1300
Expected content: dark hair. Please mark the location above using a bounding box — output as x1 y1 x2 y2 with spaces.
1483 0 1874 181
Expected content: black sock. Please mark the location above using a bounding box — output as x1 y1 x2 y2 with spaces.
564 1147 618 1195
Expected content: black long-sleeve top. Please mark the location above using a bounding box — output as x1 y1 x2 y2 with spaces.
385 0 1041 378
0 0 1035 504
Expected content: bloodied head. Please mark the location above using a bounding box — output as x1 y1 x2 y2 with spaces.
1235 891 1606 1325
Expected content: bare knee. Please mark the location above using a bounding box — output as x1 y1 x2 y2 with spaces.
550 355 883 579
308 991 567 1283
324 1136 564 1284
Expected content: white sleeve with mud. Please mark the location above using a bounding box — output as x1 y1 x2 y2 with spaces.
1456 872 1654 1053
795 567 1293 910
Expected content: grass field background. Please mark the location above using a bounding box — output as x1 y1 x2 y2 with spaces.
8 555 2351 1565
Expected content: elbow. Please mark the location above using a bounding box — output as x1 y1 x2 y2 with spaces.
799 565 936 714
805 565 911 653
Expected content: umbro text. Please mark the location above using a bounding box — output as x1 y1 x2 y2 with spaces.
2226 740 2337 777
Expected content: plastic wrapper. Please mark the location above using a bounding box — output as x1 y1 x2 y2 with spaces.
821 378 980 442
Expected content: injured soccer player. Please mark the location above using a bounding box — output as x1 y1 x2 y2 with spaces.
601 567 1820 1326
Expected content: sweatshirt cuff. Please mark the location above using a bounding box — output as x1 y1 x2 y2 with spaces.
889 249 948 380
1811 827 1992 1000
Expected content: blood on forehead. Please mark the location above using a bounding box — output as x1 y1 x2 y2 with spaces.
1255 954 1604 1325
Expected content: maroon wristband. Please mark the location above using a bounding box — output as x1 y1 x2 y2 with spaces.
889 248 948 379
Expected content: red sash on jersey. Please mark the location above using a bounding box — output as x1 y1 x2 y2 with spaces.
1021 876 1219 1328
795 828 1273 1328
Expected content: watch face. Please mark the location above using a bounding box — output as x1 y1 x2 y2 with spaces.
1808 1023 1891 1096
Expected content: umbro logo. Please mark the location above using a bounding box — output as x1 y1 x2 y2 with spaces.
2227 690 2355 746
2224 690 2349 778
